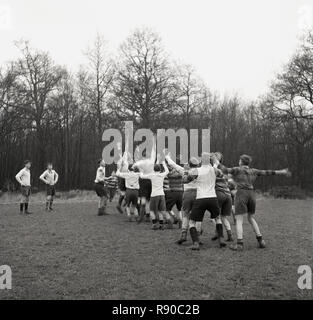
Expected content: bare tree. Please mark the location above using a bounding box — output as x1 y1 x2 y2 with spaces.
114 28 175 128
271 30 313 120
12 41 66 170
79 34 114 143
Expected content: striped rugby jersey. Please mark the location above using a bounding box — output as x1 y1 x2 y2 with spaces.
106 176 118 189
166 168 183 192
215 169 231 195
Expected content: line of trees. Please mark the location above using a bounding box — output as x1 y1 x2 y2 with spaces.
1 28 313 192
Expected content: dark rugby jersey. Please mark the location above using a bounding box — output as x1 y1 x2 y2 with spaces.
117 177 126 190
219 165 275 190
163 176 170 191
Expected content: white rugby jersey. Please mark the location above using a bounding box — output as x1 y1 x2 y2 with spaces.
95 166 106 183
116 171 140 189
40 170 59 185
195 165 216 199
16 168 31 186
140 170 169 197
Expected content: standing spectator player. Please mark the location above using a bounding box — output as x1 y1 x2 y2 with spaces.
94 159 108 216
15 160 32 215
39 163 59 211
215 154 291 251
106 170 118 202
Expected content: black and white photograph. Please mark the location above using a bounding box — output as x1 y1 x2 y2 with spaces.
0 0 313 306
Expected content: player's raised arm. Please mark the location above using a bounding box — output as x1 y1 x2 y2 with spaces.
162 159 169 175
253 168 291 177
164 149 184 175
213 156 237 175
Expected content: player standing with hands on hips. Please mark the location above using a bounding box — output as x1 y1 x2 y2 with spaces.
15 160 32 215
39 163 59 211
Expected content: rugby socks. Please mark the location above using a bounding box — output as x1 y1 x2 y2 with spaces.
190 227 199 244
230 238 243 251
20 203 24 213
166 218 173 229
216 223 224 238
256 235 266 248
237 239 243 247
226 230 234 242
137 205 145 223
25 203 29 212
125 207 131 217
118 195 124 206
177 230 187 244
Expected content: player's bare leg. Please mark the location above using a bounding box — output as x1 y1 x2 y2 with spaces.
230 214 244 251
247 213 266 248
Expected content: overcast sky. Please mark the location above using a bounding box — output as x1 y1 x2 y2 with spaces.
0 0 312 100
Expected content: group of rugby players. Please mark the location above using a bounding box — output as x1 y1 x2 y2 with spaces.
94 147 291 251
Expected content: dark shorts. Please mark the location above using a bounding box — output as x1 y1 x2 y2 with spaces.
94 182 108 197
21 186 31 197
235 189 256 215
125 188 139 206
190 197 220 222
108 187 116 199
165 190 183 211
46 185 56 196
182 189 197 213
139 179 152 200
216 191 232 216
118 178 126 192
150 195 166 212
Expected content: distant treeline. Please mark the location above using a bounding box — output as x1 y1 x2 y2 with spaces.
1 28 313 191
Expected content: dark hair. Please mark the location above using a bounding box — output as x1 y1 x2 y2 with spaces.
128 164 134 171
98 158 103 165
154 164 161 172
24 160 31 165
240 154 252 166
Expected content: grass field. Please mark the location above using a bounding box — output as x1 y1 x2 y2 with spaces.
0 196 312 300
